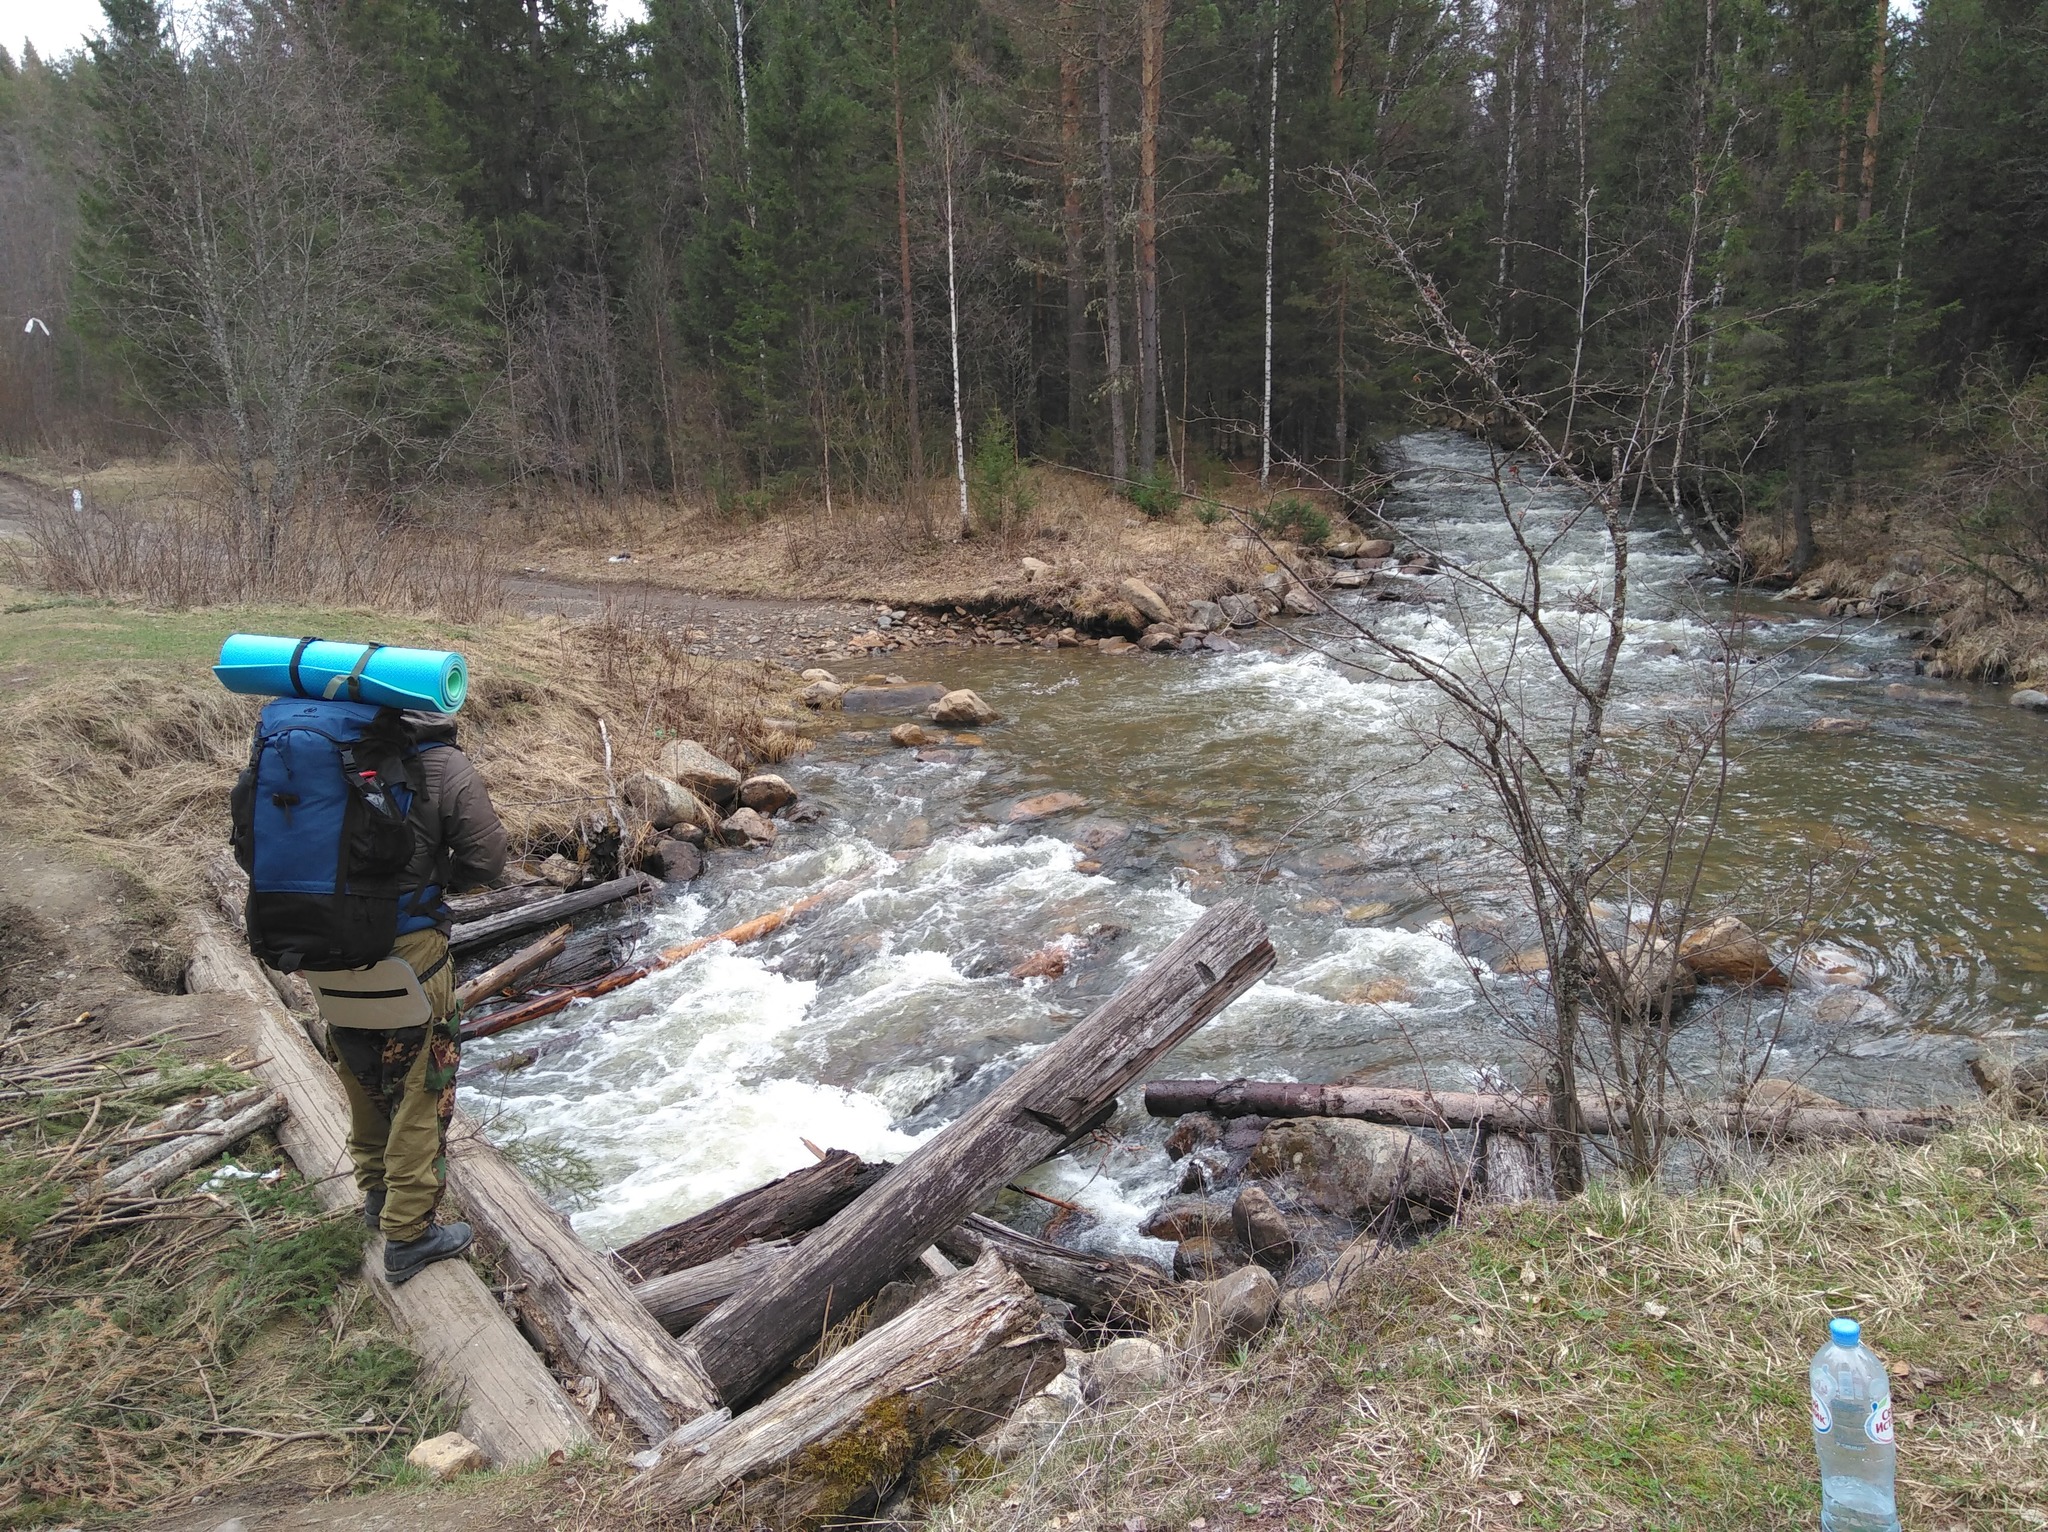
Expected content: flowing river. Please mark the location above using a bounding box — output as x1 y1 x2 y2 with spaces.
466 432 2047 1257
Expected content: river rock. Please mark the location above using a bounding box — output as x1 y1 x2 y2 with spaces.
620 771 704 831
928 688 999 726
1248 1118 1460 1218
1165 1112 1223 1160
1815 987 1900 1029
1070 817 1131 855
1138 624 1180 651
1218 592 1262 627
649 838 704 884
1596 936 1697 1020
986 1392 1074 1460
1357 537 1395 560
1678 915 1786 988
1229 1184 1296 1270
1008 790 1087 822
1082 1337 1173 1403
1188 1263 1280 1357
1098 636 1136 655
1203 633 1240 653
887 723 930 747
1747 1077 1842 1112
1886 681 1969 706
1139 1193 1230 1242
842 681 948 714
658 739 743 805
1184 599 1225 632
719 807 776 847
1280 586 1319 616
800 679 846 709
537 853 583 889
1010 946 1068 980
407 1431 486 1481
738 774 796 813
1119 577 1175 626
1811 716 1867 734
2012 689 2048 711
800 667 837 683
1795 942 1872 990
1173 1234 1246 1280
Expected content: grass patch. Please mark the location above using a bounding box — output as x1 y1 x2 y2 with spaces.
939 1116 2048 1532
0 1038 454 1522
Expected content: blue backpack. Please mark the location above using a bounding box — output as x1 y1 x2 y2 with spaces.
229 698 448 973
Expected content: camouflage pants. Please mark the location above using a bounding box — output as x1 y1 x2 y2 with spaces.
327 928 460 1243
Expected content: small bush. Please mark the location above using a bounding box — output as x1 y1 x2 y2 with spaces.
1128 468 1182 519
1252 494 1331 545
1193 501 1225 527
970 414 1035 535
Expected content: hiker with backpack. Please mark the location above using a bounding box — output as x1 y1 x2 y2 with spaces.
231 686 508 1284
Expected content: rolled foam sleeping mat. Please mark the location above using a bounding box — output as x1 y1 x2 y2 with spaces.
213 633 469 713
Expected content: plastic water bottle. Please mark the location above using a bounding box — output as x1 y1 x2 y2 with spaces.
1809 1316 1901 1532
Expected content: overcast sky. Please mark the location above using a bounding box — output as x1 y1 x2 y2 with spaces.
0 0 650 63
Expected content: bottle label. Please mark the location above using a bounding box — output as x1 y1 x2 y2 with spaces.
1810 1392 1832 1434
1868 1399 1894 1444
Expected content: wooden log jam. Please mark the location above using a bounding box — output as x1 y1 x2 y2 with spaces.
631 1249 1063 1519
450 872 658 953
1144 1079 1954 1144
455 924 571 1009
445 1120 721 1440
611 1149 888 1280
183 918 591 1465
932 1214 1172 1326
682 899 1274 1409
634 1239 793 1334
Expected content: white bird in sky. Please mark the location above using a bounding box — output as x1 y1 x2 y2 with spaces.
24 317 50 335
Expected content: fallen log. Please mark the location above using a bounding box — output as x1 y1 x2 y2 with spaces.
450 872 658 953
684 898 1273 1408
183 917 591 1465
932 1214 1171 1326
1143 1079 1953 1144
100 1089 287 1197
446 879 554 922
635 1239 793 1334
445 1119 721 1441
462 876 870 1043
631 1249 1062 1519
611 1149 889 1280
455 924 571 1009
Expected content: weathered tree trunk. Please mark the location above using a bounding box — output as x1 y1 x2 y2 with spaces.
685 899 1272 1408
1145 1078 1952 1143
449 872 656 953
1134 0 1168 479
182 918 591 1465
1059 0 1089 444
1097 2 1128 484
1857 0 1886 227
1259 1 1279 488
612 1149 889 1279
635 1238 793 1334
632 1251 1063 1520
933 1213 1171 1326
890 0 923 498
445 1122 720 1440
1479 1127 1551 1204
455 924 570 1009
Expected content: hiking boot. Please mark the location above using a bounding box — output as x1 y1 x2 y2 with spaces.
383 1220 474 1285
361 1187 386 1232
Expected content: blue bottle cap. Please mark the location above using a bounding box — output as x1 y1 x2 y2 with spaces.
1830 1316 1861 1347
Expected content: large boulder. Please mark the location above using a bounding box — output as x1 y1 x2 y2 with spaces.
928 688 999 726
1119 578 1176 626
799 679 846 709
1230 1184 1296 1270
1678 915 1786 988
658 739 743 806
1248 1118 1461 1219
1138 1193 1229 1242
1184 599 1226 632
1173 1235 1245 1280
2012 689 2048 712
1081 1337 1173 1404
649 838 704 883
719 807 777 847
620 771 708 831
842 681 948 715
1187 1263 1280 1357
1594 936 1697 1022
739 773 797 814
889 723 933 748
1218 592 1262 628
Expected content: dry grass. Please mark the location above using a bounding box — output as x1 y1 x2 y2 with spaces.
0 594 802 887
938 1115 2048 1532
500 465 1298 615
